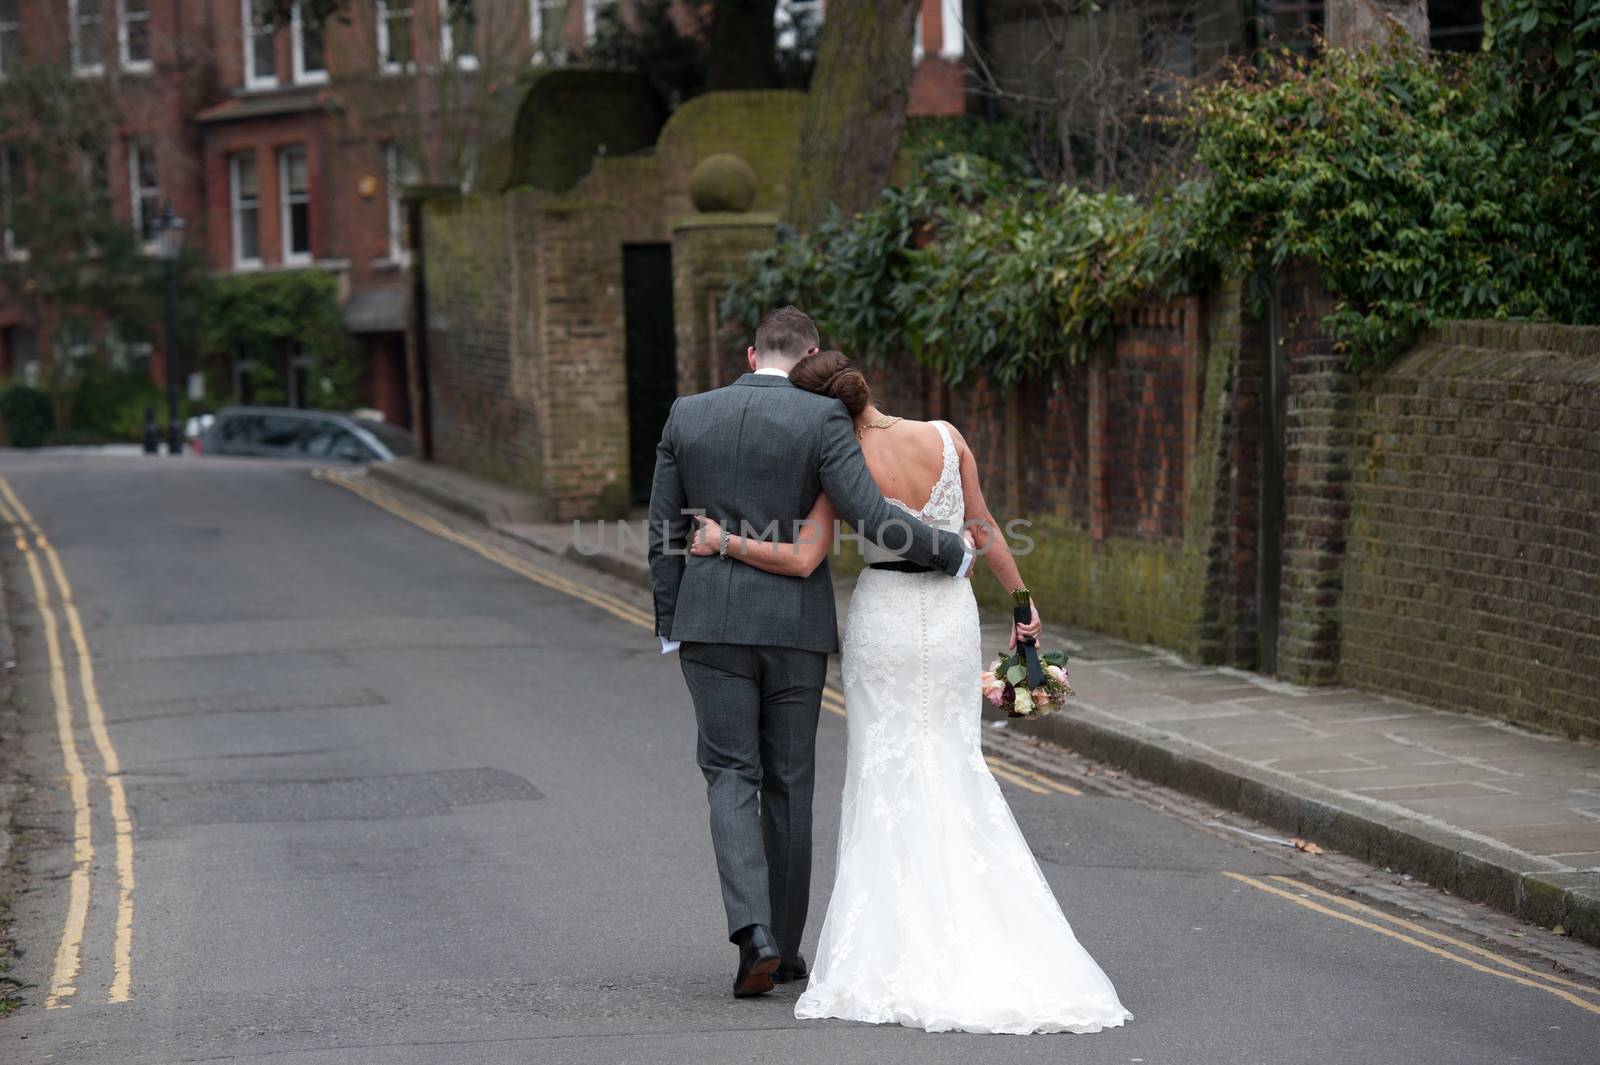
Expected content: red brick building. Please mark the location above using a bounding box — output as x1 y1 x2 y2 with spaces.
0 0 967 427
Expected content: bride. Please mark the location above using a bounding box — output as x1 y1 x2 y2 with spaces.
688 350 1132 1036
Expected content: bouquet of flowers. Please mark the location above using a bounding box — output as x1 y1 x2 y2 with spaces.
981 589 1074 719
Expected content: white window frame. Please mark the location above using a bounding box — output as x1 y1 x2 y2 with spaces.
582 0 614 46
71 0 105 77
0 145 20 260
384 142 420 264
0 0 23 80
528 0 566 63
242 0 277 90
127 135 160 251
376 0 414 73
439 0 477 69
229 151 262 269
118 0 153 72
290 3 328 84
912 9 924 62
775 0 819 52
939 0 963 60
278 145 311 265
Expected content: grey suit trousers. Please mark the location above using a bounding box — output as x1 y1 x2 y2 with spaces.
679 640 827 958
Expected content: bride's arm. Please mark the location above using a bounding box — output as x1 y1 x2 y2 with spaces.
689 495 838 578
946 423 1042 641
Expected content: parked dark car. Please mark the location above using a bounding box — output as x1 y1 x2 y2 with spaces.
199 407 413 463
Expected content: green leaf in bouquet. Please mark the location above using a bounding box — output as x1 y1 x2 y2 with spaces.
1041 650 1068 667
1005 664 1026 685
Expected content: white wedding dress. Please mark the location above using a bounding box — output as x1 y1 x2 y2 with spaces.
794 421 1132 1035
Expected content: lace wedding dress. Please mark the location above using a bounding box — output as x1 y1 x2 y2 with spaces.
794 421 1132 1036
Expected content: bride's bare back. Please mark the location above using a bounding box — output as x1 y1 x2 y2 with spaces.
857 419 948 512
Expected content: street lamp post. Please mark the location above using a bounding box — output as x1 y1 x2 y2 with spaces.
154 201 188 456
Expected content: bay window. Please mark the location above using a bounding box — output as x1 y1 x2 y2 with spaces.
230 151 261 268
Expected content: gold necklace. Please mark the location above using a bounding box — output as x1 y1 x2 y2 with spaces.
855 414 903 439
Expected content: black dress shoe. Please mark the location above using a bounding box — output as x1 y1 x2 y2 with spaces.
772 954 808 984
732 925 782 998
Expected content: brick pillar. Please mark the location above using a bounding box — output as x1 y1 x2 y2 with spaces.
1087 347 1110 544
1275 265 1357 684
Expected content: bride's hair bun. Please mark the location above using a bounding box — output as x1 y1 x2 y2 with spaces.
791 350 871 419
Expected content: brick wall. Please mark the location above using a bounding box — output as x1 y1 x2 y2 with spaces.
1341 322 1600 740
1274 265 1356 684
421 188 629 519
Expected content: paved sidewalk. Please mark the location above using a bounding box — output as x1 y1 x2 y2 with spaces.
365 458 1600 947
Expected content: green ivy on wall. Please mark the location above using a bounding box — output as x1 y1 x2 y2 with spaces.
727 32 1600 382
198 271 362 411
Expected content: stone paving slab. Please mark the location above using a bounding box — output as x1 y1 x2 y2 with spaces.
358 463 1600 948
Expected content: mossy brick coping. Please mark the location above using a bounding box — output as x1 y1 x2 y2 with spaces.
507 68 665 193
1013 708 1600 949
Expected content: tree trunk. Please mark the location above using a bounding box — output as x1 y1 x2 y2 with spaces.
1325 0 1429 50
705 0 778 91
786 0 921 231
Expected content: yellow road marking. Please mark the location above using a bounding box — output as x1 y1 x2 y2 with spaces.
0 480 136 1004
983 756 1051 795
1223 872 1600 1018
0 497 92 1008
318 470 1072 801
985 755 1083 796
1266 875 1600 1000
314 470 655 631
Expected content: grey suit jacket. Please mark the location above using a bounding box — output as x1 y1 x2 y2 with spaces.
647 373 968 654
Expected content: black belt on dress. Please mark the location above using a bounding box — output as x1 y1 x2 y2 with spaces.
868 559 937 573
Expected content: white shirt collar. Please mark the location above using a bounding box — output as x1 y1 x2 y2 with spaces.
752 367 790 378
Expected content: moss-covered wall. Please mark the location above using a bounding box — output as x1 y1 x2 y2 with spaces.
655 91 808 222
506 68 666 193
1341 321 1600 739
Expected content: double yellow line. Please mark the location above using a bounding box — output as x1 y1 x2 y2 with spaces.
1224 872 1600 1018
317 469 1081 801
0 478 133 1007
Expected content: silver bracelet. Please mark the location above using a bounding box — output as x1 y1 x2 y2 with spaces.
719 529 731 557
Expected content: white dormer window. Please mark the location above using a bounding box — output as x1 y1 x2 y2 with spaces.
376 0 413 73
71 0 105 76
529 0 565 62
243 0 277 89
291 3 328 83
119 0 152 71
439 0 477 68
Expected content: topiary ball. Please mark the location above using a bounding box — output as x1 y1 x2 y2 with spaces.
688 153 758 213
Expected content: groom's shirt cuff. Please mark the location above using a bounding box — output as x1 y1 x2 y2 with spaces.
955 551 974 579
659 637 681 654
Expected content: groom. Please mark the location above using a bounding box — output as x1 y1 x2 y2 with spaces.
647 306 971 997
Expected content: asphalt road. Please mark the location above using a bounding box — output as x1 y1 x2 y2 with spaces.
2 453 1598 1064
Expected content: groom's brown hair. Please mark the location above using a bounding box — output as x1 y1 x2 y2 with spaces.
754 306 821 365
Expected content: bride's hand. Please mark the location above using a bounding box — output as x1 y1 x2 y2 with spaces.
689 515 724 556
1009 603 1042 649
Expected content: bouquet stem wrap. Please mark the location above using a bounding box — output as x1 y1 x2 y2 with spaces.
1013 589 1047 690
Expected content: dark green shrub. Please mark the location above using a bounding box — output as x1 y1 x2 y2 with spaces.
0 385 56 448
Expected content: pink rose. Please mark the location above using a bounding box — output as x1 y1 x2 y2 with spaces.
986 687 1004 707
1032 687 1051 708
